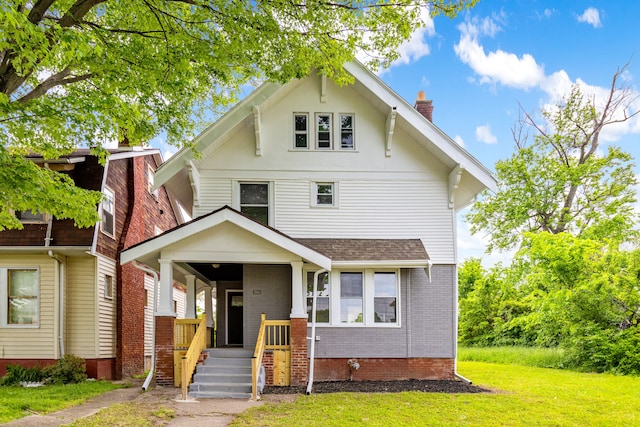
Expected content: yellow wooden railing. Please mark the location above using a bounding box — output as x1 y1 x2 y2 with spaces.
175 314 207 401
252 314 291 400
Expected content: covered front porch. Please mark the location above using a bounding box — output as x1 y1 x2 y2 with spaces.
120 206 331 396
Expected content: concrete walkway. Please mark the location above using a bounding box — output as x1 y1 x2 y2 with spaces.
4 384 265 427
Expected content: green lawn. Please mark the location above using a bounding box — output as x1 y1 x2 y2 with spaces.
0 381 121 423
232 362 640 426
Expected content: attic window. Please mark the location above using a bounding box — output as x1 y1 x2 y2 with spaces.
316 113 332 149
340 114 354 149
294 113 309 148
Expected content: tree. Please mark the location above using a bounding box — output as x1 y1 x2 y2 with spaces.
0 0 477 230
467 64 639 251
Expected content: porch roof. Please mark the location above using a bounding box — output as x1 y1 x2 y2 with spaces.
120 205 332 271
296 238 431 268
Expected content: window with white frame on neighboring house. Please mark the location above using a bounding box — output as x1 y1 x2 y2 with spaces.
316 113 332 149
339 113 355 149
104 274 113 299
294 113 309 148
312 182 336 207
101 187 115 238
1 268 39 327
147 166 159 199
306 271 330 323
239 182 270 225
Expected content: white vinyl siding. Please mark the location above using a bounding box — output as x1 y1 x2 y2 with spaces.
0 255 55 358
96 256 116 358
144 275 155 359
66 257 99 358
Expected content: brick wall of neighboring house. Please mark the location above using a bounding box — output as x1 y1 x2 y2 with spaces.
97 154 180 379
310 358 455 382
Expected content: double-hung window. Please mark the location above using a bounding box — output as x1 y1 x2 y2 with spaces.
340 272 364 324
316 113 332 149
306 271 330 323
340 114 355 149
239 182 270 225
294 113 309 148
373 272 397 323
1 268 39 327
313 182 335 207
101 187 115 238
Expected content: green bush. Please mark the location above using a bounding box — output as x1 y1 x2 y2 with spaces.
43 354 88 384
0 364 45 386
563 327 640 375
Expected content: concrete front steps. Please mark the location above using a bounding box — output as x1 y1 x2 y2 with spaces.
188 348 253 399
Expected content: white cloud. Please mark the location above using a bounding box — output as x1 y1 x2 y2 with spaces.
453 135 465 147
577 7 602 28
476 124 497 144
454 16 545 90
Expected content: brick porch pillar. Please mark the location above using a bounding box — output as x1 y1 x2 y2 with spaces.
154 316 175 386
289 317 309 386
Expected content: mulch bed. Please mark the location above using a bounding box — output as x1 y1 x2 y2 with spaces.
263 379 489 395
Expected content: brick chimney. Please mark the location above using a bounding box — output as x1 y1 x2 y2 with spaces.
414 91 434 123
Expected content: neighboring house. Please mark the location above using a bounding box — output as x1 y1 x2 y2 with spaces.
121 61 497 388
0 148 183 379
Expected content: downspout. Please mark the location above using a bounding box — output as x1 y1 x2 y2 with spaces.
306 269 327 395
48 251 65 357
132 260 159 391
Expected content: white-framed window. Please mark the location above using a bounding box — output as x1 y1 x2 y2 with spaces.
294 113 309 149
238 182 271 226
312 182 336 207
306 271 330 323
339 113 355 150
15 210 48 224
147 166 159 199
316 113 332 149
104 274 113 299
0 268 39 327
101 187 115 238
306 269 400 327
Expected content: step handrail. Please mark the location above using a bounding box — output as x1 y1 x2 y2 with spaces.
180 314 207 401
252 314 291 400
251 313 267 400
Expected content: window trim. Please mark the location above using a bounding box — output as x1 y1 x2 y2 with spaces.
339 113 355 150
147 166 159 199
315 113 333 150
310 182 338 208
14 210 49 224
0 267 40 328
306 270 331 324
101 187 115 238
293 113 309 149
233 181 274 227
308 268 401 328
104 274 114 299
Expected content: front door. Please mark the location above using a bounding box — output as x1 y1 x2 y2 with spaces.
226 290 243 346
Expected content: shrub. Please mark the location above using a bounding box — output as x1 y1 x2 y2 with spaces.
43 354 88 384
0 364 46 386
563 327 640 375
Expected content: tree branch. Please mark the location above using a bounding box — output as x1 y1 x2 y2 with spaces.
16 67 94 103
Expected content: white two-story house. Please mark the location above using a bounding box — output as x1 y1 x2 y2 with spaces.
121 61 496 391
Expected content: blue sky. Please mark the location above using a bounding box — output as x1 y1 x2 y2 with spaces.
156 1 640 266
378 1 640 265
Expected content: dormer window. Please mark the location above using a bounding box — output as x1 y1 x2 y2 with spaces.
15 210 47 224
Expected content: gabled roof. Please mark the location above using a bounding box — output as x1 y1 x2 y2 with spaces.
155 61 497 213
121 206 332 270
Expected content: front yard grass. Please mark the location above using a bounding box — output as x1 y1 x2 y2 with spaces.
231 362 640 426
0 380 121 423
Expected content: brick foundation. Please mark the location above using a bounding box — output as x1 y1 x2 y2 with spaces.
311 358 455 382
154 316 176 386
0 357 116 380
289 317 308 386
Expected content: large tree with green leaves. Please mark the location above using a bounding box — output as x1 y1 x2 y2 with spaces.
468 64 639 251
0 0 477 231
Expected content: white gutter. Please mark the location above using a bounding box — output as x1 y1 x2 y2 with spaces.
306 269 327 395
48 251 66 357
132 260 159 391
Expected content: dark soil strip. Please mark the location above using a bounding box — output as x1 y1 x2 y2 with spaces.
263 379 490 395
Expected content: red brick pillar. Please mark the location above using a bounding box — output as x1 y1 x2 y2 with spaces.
154 316 175 386
289 317 309 386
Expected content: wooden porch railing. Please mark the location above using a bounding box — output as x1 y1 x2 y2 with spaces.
175 314 207 401
252 314 291 400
